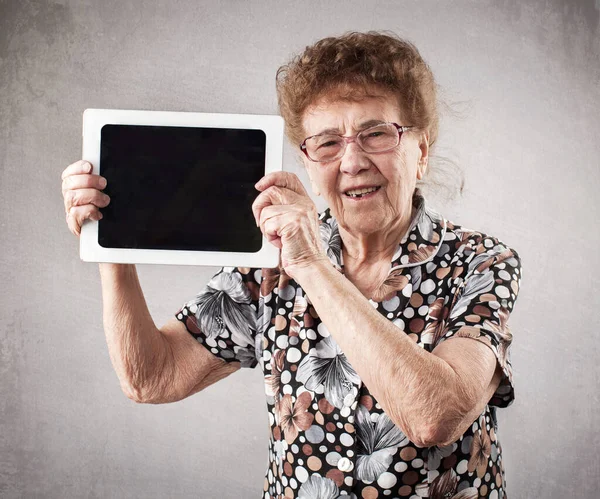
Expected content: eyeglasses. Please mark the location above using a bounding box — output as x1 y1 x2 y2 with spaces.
300 122 415 163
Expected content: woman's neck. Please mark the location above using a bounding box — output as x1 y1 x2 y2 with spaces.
338 209 414 268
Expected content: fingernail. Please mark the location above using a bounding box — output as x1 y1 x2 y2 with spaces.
99 177 107 188
84 162 92 173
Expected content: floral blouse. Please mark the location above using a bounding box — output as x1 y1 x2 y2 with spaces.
176 188 522 499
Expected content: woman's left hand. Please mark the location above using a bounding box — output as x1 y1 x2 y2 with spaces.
252 172 328 278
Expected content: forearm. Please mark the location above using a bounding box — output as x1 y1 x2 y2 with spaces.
295 261 467 446
98 263 172 402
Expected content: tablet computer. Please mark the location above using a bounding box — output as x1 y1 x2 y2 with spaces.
80 108 282 267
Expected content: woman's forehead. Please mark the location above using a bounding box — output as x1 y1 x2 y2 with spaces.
302 93 404 134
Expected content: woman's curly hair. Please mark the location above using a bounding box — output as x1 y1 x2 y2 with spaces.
276 31 439 148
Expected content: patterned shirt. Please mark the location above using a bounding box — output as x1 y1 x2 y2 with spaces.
176 188 522 499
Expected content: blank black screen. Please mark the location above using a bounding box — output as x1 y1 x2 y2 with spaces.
98 124 265 252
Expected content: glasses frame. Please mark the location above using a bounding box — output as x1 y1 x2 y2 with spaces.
299 122 415 163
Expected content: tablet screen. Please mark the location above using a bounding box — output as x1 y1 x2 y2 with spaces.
98 124 265 252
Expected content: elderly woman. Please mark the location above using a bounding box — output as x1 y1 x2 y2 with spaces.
62 32 521 499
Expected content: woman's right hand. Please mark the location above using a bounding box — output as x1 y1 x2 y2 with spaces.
62 160 111 237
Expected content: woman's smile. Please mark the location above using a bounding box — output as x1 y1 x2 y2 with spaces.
343 185 382 201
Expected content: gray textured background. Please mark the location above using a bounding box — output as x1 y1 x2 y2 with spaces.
1 0 599 498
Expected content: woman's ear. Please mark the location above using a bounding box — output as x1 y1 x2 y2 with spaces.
416 131 429 180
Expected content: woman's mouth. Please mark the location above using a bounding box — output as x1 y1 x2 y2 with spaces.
343 186 382 200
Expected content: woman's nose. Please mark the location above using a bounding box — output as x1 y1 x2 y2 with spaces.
339 141 372 175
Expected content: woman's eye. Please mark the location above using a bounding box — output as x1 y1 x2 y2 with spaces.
367 131 384 137
318 140 339 148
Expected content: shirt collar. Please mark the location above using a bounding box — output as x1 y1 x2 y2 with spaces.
318 187 447 272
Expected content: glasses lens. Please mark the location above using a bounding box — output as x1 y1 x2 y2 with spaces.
358 123 399 152
306 135 344 162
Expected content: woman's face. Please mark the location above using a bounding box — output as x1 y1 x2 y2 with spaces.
301 93 429 238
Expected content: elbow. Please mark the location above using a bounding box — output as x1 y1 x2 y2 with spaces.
385 411 442 449
384 375 476 448
124 388 165 404
397 409 467 448
413 388 480 447
123 384 145 403
404 423 445 448
410 410 472 448
411 425 458 448
384 405 450 449
120 355 172 404
121 381 160 404
127 394 146 404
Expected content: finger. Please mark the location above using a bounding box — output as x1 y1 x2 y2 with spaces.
252 186 304 225
262 213 285 240
62 173 107 196
61 160 93 181
66 205 102 237
265 233 282 249
260 208 302 238
63 188 111 214
254 207 284 249
258 204 299 231
255 171 308 196
262 211 303 242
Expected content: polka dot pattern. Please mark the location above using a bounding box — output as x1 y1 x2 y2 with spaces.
175 189 520 498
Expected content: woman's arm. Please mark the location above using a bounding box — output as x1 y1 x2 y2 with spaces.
99 263 167 401
99 263 237 403
294 259 500 448
251 171 503 446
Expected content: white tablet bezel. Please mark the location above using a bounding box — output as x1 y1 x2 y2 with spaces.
80 108 282 268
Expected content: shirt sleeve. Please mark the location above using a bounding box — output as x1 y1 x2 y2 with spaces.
434 236 523 408
175 266 263 369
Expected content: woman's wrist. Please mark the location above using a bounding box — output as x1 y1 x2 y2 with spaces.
288 256 335 286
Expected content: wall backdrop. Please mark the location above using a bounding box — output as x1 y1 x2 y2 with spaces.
1 0 599 498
